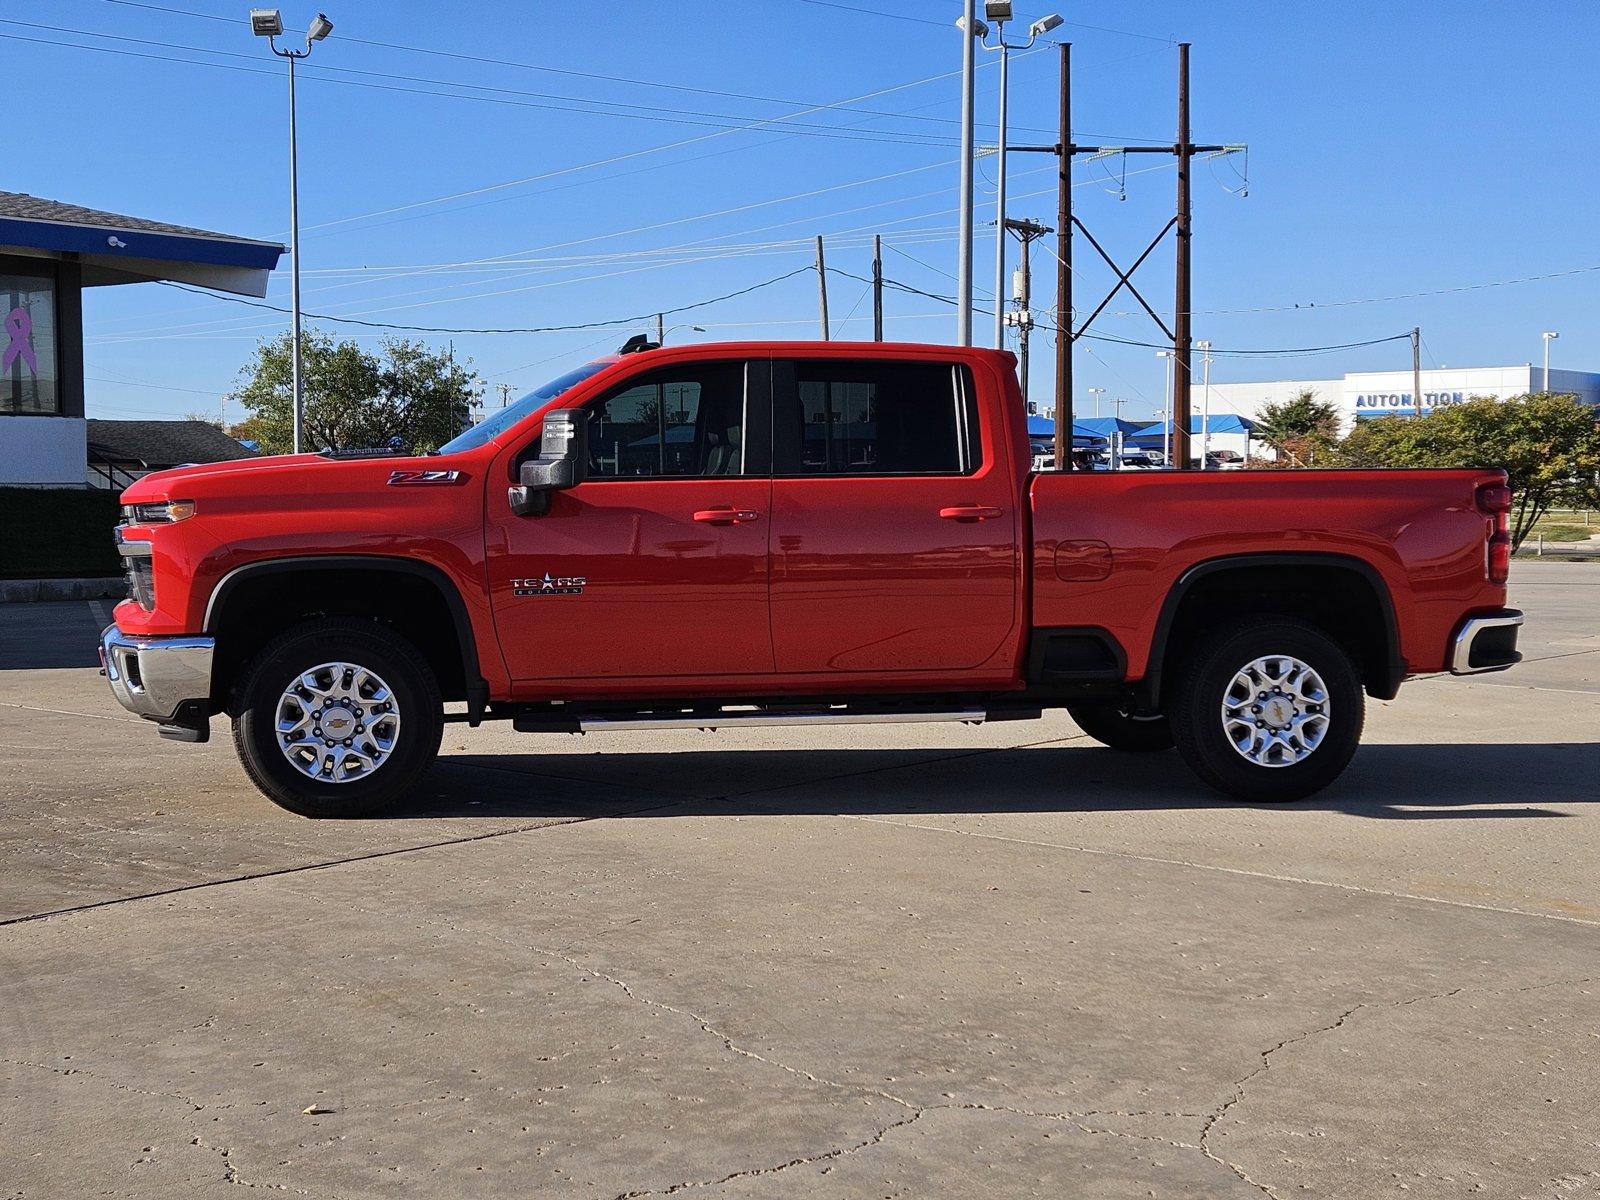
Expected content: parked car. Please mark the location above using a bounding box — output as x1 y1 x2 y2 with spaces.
102 341 1521 816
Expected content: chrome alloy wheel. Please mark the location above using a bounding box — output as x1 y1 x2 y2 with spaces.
275 661 401 783
1220 654 1331 768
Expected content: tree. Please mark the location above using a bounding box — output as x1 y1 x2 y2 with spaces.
1336 393 1600 549
228 330 478 455
1254 388 1342 466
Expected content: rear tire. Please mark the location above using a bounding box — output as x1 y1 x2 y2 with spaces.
232 618 442 818
1066 701 1174 752
1170 618 1363 803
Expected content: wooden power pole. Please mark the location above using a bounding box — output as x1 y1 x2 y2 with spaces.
815 235 830 340
872 234 884 342
1023 42 1241 470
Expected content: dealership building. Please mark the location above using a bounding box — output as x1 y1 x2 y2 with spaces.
1203 364 1600 434
0 191 281 488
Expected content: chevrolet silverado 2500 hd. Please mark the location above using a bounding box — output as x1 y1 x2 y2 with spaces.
101 341 1523 816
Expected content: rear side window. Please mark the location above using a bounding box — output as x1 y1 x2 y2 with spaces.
775 360 980 476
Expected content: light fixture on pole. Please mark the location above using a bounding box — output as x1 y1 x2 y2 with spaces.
252 8 333 456
1542 330 1559 392
1088 385 1106 417
979 6 1063 350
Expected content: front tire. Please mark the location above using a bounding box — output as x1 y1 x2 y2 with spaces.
232 618 443 818
1169 618 1363 803
1066 701 1174 752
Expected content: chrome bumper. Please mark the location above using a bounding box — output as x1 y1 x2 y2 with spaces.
1450 609 1524 675
99 625 215 723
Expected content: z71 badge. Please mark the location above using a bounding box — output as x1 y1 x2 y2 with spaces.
387 469 462 486
512 574 587 597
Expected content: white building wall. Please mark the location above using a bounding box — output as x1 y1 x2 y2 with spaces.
0 416 88 487
1205 365 1600 440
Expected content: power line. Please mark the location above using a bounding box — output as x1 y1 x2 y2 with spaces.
0 25 961 149
873 271 1416 358
154 265 816 335
88 0 1062 135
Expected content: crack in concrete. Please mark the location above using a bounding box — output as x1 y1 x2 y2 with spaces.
191 1133 310 1194
612 1108 929 1198
5 1057 304 1194
1195 974 1599 1200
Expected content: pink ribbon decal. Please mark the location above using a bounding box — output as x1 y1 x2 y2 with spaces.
3 308 37 376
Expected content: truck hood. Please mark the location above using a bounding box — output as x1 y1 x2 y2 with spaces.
120 452 437 504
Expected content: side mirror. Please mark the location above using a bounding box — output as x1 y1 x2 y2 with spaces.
508 408 588 517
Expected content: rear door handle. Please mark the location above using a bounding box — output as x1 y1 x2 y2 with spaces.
938 505 1003 522
693 507 761 525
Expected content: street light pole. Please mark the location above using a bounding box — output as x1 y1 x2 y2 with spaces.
1197 339 1212 468
1542 330 1559 392
253 9 333 456
955 1 979 347
993 31 1010 349
979 8 1063 351
286 50 303 453
1088 386 1105 417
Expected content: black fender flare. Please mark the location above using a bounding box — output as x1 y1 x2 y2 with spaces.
1139 551 1404 705
204 554 489 724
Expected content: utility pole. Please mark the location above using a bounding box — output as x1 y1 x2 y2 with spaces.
1004 217 1051 412
1411 326 1422 418
1171 44 1195 469
1054 42 1071 470
872 234 884 342
815 235 830 341
496 382 514 408
1025 42 1241 470
219 394 226 428
655 313 664 345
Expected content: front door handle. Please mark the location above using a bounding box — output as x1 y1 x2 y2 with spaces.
938 505 1003 522
693 507 761 525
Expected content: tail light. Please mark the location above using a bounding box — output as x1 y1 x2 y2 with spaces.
1476 482 1512 585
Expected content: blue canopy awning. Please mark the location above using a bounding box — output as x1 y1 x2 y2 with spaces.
1132 414 1256 437
0 190 283 297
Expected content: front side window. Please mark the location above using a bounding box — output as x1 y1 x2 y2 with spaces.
778 360 978 476
1 272 59 416
586 361 749 479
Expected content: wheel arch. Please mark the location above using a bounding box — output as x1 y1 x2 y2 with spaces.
1141 552 1404 706
204 555 488 722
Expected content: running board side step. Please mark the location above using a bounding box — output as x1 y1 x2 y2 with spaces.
511 706 1004 734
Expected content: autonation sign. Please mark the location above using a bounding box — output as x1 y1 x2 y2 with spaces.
1353 391 1466 412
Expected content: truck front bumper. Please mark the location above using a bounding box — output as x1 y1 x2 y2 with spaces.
99 624 215 739
1450 609 1523 675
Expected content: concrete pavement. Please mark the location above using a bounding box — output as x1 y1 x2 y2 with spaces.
2 563 1596 1198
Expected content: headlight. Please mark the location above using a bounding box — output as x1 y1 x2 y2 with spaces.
124 499 196 524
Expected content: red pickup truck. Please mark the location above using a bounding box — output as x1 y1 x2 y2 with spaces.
101 340 1522 817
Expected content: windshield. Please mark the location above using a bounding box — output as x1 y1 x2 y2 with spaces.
438 359 614 455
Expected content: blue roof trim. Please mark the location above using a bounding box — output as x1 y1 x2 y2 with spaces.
0 216 283 270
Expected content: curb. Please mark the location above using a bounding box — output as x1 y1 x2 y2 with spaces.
0 578 125 604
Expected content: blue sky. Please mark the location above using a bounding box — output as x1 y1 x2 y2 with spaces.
12 0 1600 425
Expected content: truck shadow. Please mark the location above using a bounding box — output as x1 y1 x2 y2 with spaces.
411 741 1599 821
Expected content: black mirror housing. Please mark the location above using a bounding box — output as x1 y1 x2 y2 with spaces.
508 408 588 517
